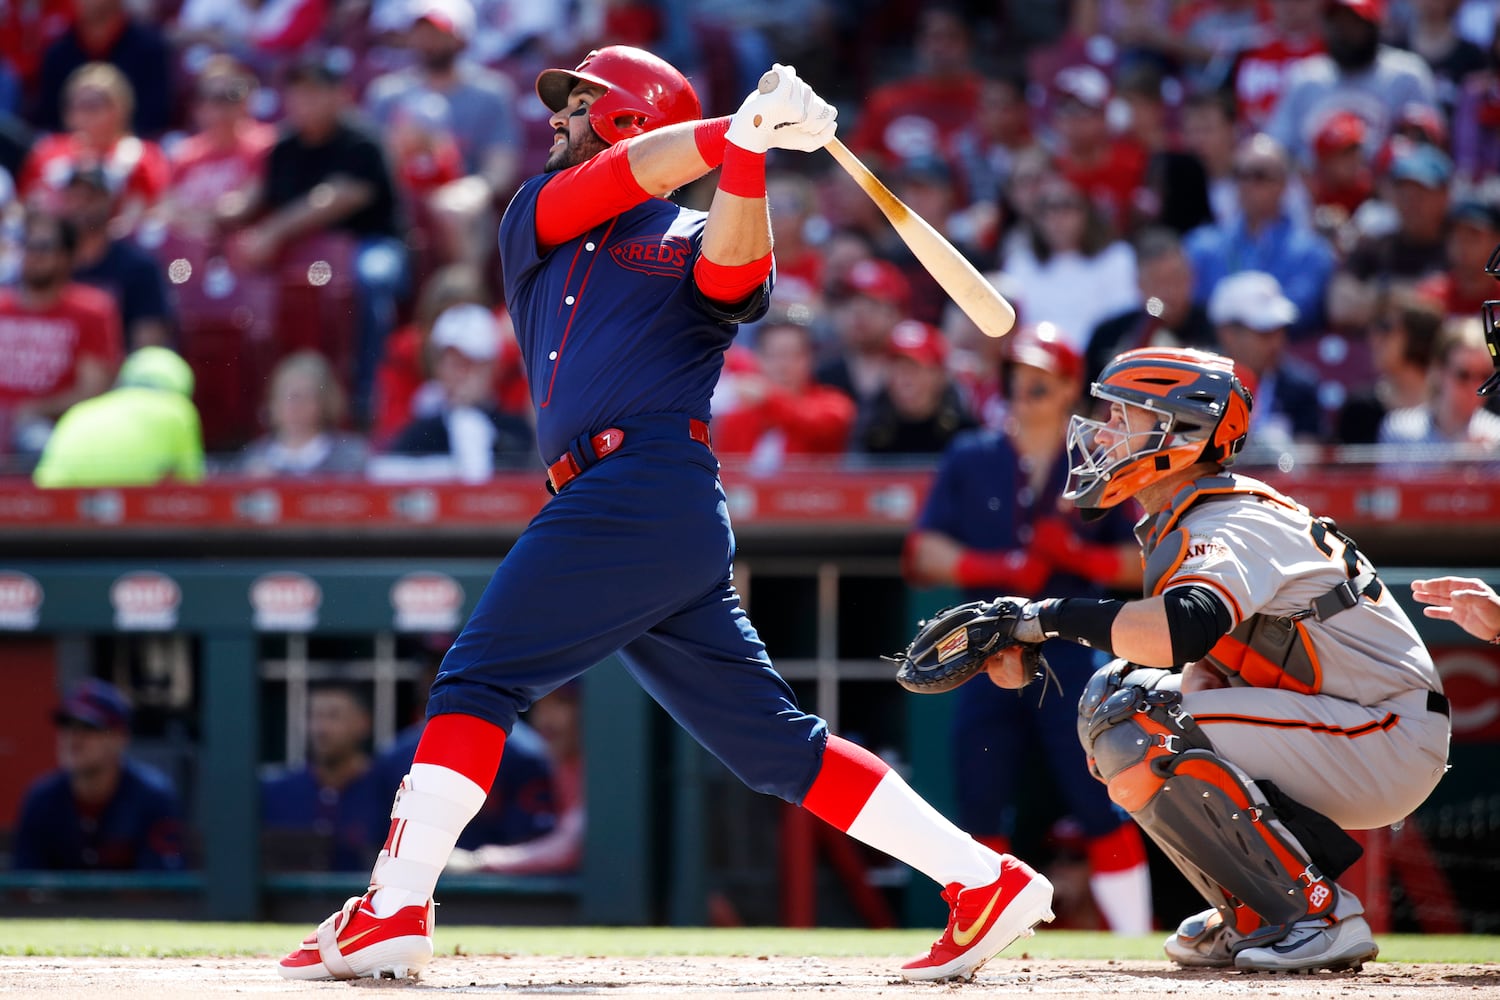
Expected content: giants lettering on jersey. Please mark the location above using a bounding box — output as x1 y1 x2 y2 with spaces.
610 235 693 277
1180 535 1232 570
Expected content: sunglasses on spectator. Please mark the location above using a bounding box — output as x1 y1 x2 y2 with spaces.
199 84 249 103
68 93 111 111
1233 166 1281 183
1039 198 1084 212
1447 365 1494 382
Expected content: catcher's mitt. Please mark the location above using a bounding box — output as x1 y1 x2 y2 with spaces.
891 598 1046 694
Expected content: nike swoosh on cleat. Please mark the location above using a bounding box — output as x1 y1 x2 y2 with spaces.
337 924 382 951
952 886 1005 948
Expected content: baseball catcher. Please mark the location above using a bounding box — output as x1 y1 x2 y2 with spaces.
895 346 1450 974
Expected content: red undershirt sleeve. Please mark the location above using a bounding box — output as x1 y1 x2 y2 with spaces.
535 142 652 251
693 251 773 305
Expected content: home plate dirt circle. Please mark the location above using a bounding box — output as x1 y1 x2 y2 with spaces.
0 956 1497 997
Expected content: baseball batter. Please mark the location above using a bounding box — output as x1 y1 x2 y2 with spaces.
915 347 1450 972
278 47 1053 983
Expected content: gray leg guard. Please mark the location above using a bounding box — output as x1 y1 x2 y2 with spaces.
1078 663 1344 950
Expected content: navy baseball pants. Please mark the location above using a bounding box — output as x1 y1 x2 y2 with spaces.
426 414 829 802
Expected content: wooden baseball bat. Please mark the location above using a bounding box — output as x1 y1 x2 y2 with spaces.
756 71 1017 339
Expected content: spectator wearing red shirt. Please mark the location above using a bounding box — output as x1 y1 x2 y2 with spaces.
713 311 855 470
1231 0 1326 130
154 56 275 241
845 5 982 170
0 209 122 456
20 62 169 234
1306 110 1375 252
1416 198 1500 318
33 0 173 136
1049 65 1147 236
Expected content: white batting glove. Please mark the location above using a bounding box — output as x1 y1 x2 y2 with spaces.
766 96 837 152
725 63 825 155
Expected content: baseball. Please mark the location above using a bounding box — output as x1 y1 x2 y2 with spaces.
984 646 1032 689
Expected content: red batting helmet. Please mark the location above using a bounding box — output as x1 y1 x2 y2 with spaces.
536 46 702 145
1063 347 1253 512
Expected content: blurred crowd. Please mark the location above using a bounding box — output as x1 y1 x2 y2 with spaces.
0 0 1497 485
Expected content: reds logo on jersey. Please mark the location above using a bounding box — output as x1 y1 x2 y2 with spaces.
610 235 693 277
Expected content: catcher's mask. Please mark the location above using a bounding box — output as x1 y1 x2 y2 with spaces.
535 45 701 146
1064 347 1253 513
1481 241 1500 397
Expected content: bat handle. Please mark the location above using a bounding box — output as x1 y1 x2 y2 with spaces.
757 70 779 94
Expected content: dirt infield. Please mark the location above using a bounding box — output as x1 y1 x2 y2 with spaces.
1 956 1498 997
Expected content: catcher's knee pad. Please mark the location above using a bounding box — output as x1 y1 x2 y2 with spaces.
1077 660 1181 777
1085 685 1350 945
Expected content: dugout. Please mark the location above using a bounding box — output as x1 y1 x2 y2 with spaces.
0 460 1498 931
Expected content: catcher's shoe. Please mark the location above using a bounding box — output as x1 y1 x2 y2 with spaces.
901 855 1055 982
277 890 433 980
1233 913 1378 973
1164 907 1236 968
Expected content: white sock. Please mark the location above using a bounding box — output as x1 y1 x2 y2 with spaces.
1090 863 1153 933
368 763 487 917
845 771 1001 888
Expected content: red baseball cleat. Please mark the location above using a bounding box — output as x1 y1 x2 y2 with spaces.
277 890 434 980
901 856 1055 982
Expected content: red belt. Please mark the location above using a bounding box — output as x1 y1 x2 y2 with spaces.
546 418 712 493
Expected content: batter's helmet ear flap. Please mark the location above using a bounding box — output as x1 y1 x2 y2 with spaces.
535 46 702 146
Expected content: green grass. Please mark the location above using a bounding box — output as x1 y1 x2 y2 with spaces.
0 922 1496 963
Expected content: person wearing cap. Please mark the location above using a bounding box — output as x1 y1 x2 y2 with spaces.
903 322 1152 933
238 350 369 478
1086 227 1217 387
0 208 122 458
383 302 533 479
1417 197 1500 317
1184 133 1334 337
1049 64 1148 235
1209 271 1323 446
365 0 522 267
32 345 203 487
1328 142 1453 330
817 257 913 406
222 47 404 423
1267 0 1438 163
852 319 976 455
712 309 855 469
59 156 174 350
1306 110 1374 241
12 678 184 871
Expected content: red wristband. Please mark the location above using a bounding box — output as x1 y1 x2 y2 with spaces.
718 141 767 199
954 549 1049 594
694 116 731 168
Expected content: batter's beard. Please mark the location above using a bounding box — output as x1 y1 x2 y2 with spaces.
545 130 610 172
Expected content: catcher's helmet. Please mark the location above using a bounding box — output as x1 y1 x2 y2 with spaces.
1063 346 1254 512
1481 241 1500 397
536 46 701 146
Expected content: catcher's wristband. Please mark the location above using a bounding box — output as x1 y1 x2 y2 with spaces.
1034 597 1124 654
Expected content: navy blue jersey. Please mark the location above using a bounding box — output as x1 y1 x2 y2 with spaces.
12 759 184 870
260 764 390 872
371 719 557 850
917 428 1137 602
499 175 769 460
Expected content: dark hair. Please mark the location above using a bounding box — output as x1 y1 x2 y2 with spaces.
1183 87 1238 124
308 680 372 715
1386 287 1444 369
1029 183 1114 261
25 209 77 258
1133 225 1185 265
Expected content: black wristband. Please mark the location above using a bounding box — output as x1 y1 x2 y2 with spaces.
1040 597 1124 654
